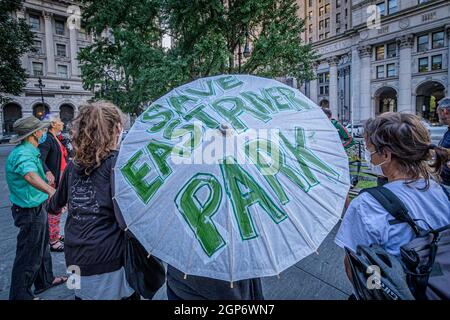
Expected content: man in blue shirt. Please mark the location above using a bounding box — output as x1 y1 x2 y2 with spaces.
437 97 450 187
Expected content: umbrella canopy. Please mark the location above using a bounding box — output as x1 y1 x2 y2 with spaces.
114 74 350 282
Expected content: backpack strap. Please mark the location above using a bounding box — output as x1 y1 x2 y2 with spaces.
360 186 422 236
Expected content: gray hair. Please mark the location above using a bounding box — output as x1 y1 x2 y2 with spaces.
437 97 450 110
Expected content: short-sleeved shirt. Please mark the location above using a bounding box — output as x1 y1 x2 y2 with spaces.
6 141 48 208
335 179 450 256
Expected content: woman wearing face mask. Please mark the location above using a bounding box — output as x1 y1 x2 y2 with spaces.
335 112 450 281
38 115 68 252
48 101 136 300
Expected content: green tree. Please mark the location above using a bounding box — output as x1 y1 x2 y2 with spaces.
0 0 35 104
79 0 318 114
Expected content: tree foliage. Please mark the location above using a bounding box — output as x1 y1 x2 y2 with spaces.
79 0 318 114
0 0 35 104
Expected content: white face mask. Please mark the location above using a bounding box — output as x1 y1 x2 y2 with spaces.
364 148 387 177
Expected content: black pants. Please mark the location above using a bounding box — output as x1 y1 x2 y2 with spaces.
9 203 54 300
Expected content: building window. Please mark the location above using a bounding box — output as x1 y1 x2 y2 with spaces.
309 0 313 6
418 57 428 72
33 40 43 54
336 28 341 34
309 11 313 21
376 45 385 60
56 44 66 57
29 14 40 31
319 20 324 30
377 3 386 16
309 37 313 43
432 31 444 49
377 65 385 79
57 65 68 78
325 32 330 39
55 20 65 36
325 4 330 14
309 24 313 33
431 55 442 70
319 7 325 16
386 43 397 58
387 63 396 77
325 18 330 29
417 35 429 52
336 13 341 24
336 0 341 8
388 0 398 14
319 34 324 40
32 62 44 76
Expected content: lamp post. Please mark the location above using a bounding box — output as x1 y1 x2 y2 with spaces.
238 30 251 73
37 77 46 120
103 69 119 106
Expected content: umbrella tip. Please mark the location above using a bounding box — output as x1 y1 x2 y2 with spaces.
184 274 188 280
230 282 234 289
315 251 320 255
219 123 231 136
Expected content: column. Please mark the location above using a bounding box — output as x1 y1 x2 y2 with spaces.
328 57 339 117
447 27 450 96
309 63 318 104
69 27 79 77
351 46 361 122
397 35 414 113
359 45 372 120
17 8 28 70
44 12 56 75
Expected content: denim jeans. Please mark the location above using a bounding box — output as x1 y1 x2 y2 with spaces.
9 202 54 300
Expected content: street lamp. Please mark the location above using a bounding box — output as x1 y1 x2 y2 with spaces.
243 31 251 58
238 30 252 73
103 69 119 106
37 77 46 120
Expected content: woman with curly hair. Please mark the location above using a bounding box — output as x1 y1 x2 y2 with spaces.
48 101 136 300
335 112 450 285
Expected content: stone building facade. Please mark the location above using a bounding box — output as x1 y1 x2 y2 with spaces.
300 0 450 125
1 0 93 136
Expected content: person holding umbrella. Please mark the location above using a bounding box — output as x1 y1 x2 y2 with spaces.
6 116 67 300
38 115 68 252
48 101 136 300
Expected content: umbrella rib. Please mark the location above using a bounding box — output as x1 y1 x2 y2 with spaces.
253 207 280 276
283 205 320 252
282 184 336 232
226 190 234 286
148 203 179 254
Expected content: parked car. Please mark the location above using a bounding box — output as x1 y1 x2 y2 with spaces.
0 134 17 144
421 121 447 145
345 123 364 138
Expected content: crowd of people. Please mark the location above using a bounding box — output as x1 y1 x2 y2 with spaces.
5 97 450 300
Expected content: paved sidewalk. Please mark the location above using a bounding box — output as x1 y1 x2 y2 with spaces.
0 144 352 300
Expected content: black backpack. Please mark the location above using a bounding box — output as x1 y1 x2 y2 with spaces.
345 185 450 300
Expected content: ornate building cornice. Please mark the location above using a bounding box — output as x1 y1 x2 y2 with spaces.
358 45 372 58
397 34 414 49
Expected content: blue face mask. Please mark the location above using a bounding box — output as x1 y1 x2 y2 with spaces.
38 131 47 144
